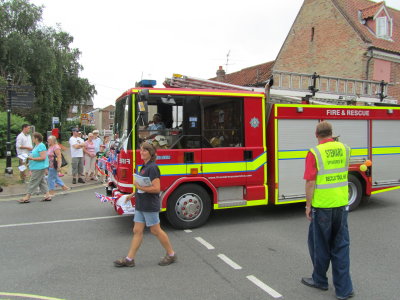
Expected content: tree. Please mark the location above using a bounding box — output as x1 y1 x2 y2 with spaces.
0 111 28 157
0 0 96 133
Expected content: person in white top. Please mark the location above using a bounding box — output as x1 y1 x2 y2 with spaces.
69 128 86 184
15 124 33 181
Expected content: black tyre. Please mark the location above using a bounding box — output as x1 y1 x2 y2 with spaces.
166 184 212 229
105 184 114 196
348 174 362 211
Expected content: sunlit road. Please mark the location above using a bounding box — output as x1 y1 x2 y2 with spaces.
0 186 399 299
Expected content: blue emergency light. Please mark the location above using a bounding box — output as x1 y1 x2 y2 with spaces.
138 79 157 87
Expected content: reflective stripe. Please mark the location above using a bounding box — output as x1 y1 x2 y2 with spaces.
351 148 367 157
311 146 323 171
278 150 308 160
315 181 348 189
151 152 267 176
317 167 347 175
372 146 400 155
149 89 262 98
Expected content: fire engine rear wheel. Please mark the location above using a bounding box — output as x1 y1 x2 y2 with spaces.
348 174 362 211
166 184 212 229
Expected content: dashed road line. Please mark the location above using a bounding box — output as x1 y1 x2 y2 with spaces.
0 215 121 228
246 275 283 299
194 237 215 250
186 230 284 298
217 253 242 270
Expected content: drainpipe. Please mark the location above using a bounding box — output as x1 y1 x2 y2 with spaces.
365 48 373 80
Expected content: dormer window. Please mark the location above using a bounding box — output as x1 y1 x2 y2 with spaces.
376 16 390 38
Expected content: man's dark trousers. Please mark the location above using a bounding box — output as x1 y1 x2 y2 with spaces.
308 206 353 298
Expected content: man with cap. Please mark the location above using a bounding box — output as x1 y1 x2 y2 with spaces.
69 128 85 184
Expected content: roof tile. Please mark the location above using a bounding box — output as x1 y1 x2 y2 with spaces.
336 0 400 53
210 61 274 86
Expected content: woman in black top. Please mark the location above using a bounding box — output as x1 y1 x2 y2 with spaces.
114 142 176 267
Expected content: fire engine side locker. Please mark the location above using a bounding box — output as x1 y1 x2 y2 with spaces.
371 119 400 192
270 104 400 205
271 105 371 205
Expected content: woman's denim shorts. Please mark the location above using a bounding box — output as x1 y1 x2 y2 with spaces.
133 210 160 227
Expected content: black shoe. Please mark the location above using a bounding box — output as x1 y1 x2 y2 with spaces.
301 277 328 291
78 178 85 184
337 291 354 300
72 178 77 184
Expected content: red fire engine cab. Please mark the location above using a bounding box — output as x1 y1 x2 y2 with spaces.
106 74 400 229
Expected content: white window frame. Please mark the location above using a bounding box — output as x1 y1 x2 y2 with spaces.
109 123 114 130
376 17 388 37
109 110 115 119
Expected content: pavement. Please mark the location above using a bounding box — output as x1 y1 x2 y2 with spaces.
0 172 102 199
0 147 103 199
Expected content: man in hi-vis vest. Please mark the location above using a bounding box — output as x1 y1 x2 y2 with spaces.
302 121 354 300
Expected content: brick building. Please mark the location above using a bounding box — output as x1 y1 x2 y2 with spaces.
67 99 94 120
273 0 400 100
89 105 115 134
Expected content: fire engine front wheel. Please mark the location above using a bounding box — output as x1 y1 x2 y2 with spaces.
166 184 212 229
348 174 362 211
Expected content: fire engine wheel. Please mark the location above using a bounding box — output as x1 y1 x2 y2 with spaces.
166 184 212 229
348 174 362 211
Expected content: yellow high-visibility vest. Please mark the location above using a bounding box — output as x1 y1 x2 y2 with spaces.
310 141 351 208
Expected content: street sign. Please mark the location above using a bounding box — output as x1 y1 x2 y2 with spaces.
10 86 35 108
52 117 60 124
81 113 89 125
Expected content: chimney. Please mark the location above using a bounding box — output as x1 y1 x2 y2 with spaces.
216 66 226 82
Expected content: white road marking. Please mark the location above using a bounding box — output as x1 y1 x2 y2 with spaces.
217 254 242 270
246 275 283 299
184 229 192 233
194 237 215 250
0 215 121 229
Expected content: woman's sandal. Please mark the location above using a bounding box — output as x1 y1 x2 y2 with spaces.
41 197 52 202
18 198 30 203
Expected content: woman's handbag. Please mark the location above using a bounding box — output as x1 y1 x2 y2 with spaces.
54 153 68 168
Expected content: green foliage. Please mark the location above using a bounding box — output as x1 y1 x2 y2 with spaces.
0 0 96 134
58 120 94 142
0 110 28 157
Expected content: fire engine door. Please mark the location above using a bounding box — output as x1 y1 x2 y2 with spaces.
200 96 248 192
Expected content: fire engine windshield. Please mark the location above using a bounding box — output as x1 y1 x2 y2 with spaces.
114 95 132 150
136 94 184 149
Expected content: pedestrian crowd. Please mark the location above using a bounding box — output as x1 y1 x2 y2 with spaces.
16 124 110 203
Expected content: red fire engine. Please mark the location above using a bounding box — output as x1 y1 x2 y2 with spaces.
106 73 400 229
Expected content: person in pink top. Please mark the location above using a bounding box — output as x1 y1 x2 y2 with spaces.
83 133 97 181
47 135 70 196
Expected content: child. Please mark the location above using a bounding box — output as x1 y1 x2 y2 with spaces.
96 144 108 183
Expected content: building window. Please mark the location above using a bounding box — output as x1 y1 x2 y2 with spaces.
376 16 389 38
311 27 315 42
109 110 115 119
109 123 114 130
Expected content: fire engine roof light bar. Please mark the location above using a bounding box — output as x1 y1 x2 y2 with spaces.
138 79 157 88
